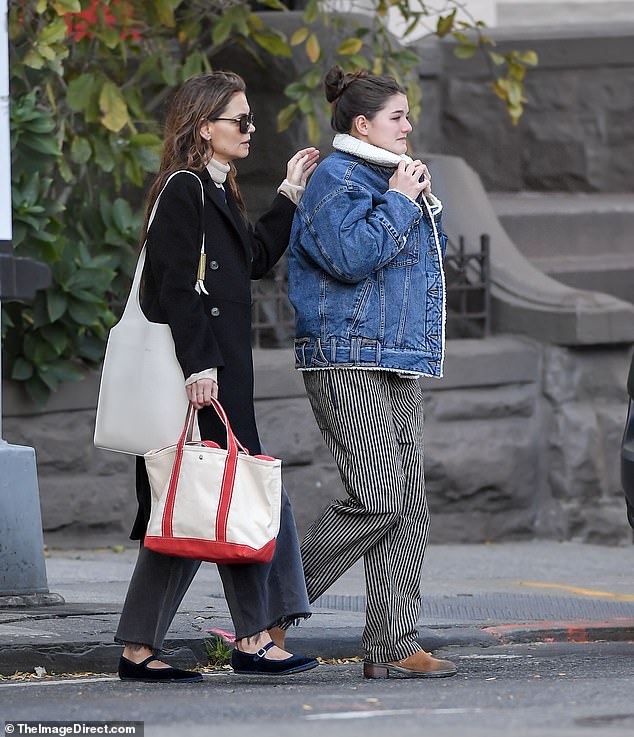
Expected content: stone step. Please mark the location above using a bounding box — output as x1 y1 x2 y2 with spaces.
496 1 634 27
491 191 634 303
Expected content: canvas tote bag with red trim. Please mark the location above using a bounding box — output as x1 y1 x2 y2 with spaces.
144 400 282 564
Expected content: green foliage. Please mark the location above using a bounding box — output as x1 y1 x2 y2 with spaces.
6 0 536 403
204 636 232 667
278 1 538 136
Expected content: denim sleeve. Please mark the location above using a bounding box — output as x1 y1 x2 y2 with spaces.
299 185 423 283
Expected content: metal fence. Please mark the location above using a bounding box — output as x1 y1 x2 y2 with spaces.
251 234 492 348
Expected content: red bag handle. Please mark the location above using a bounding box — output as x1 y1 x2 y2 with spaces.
161 400 247 541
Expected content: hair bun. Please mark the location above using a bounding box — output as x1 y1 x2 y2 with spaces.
324 65 369 104
324 65 346 103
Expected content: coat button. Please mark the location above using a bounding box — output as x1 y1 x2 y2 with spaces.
209 260 219 270
211 307 220 317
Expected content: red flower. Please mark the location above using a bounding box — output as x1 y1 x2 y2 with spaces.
65 0 142 43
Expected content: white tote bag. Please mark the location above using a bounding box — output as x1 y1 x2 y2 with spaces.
144 400 282 564
94 171 205 455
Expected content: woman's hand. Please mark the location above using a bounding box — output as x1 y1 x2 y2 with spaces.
389 160 432 200
286 147 320 187
186 378 218 410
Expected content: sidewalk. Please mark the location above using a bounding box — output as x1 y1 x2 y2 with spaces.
1 541 633 676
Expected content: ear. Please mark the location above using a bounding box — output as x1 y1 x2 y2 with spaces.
352 114 370 137
199 120 213 142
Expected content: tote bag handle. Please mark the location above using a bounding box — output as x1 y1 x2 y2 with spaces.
161 400 249 540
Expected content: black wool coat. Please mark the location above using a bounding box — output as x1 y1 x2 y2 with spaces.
130 168 295 539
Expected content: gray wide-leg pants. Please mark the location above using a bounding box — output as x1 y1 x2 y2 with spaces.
115 487 310 652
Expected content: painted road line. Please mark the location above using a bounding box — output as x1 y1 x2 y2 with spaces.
0 673 224 688
306 708 482 721
459 654 527 659
514 582 634 601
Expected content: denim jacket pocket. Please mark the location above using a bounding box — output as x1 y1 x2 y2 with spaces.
386 225 420 268
350 277 375 335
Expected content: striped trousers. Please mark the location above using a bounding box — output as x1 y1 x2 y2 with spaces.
301 369 430 663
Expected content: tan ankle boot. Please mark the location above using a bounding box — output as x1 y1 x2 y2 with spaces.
364 650 457 679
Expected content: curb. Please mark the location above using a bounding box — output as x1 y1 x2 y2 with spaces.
2 620 634 676
484 619 634 645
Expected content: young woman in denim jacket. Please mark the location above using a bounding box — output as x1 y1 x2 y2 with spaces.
287 66 457 679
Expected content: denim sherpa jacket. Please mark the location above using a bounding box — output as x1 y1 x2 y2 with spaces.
288 135 448 378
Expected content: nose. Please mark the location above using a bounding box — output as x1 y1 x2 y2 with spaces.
249 122 256 133
403 119 412 134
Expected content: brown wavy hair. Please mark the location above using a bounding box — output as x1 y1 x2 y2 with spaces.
142 72 247 239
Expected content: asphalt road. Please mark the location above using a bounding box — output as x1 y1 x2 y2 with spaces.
1 642 633 737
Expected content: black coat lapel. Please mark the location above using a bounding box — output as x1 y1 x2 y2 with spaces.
200 169 251 262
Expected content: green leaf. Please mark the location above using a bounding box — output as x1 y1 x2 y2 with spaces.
67 74 99 112
99 81 130 133
52 0 82 12
77 334 106 362
252 30 292 58
307 113 320 146
23 49 45 70
21 133 60 157
154 0 178 27
257 0 288 9
182 51 205 80
337 38 363 56
454 44 477 59
212 16 233 46
92 138 116 173
67 299 100 326
38 18 67 45
111 199 134 232
291 27 309 46
24 376 51 405
489 51 505 66
519 50 539 66
70 137 92 165
437 10 456 37
11 358 34 381
46 290 67 321
45 360 85 383
277 103 299 132
304 0 319 24
40 324 69 354
305 33 320 63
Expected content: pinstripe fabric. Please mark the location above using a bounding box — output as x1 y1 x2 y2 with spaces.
301 369 430 662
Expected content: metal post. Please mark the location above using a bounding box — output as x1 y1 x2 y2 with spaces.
0 0 10 438
0 0 63 606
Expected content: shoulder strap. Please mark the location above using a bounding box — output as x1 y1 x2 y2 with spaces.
146 170 208 295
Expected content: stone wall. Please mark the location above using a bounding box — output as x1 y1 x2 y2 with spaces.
423 25 634 192
183 19 634 211
3 338 631 544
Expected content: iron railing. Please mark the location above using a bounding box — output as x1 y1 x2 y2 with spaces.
251 234 492 347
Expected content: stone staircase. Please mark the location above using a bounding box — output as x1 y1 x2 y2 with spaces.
496 0 634 27
491 192 634 305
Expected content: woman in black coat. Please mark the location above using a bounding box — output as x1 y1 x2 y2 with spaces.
115 72 320 682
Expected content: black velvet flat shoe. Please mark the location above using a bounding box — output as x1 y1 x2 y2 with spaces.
118 655 203 683
231 642 318 676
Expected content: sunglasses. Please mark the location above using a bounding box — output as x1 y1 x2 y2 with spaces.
210 112 255 134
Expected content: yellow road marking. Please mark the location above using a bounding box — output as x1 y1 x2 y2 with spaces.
514 581 634 601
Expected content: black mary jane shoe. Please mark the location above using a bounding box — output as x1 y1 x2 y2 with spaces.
118 655 203 683
231 641 318 676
